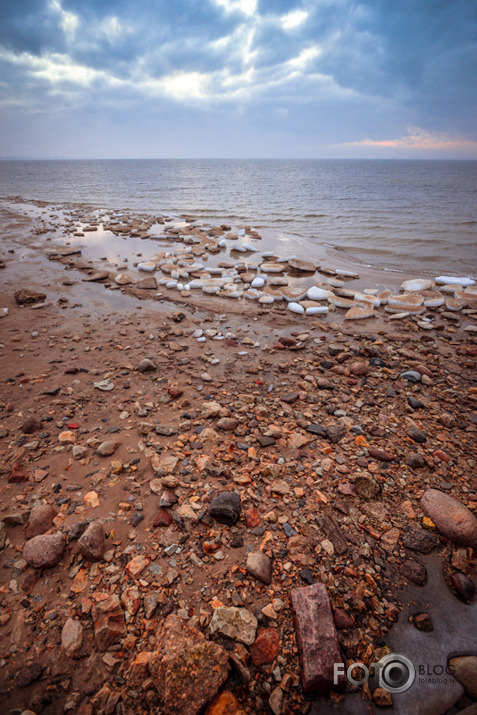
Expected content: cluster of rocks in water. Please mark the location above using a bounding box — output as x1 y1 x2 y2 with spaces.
0 202 476 715
25 205 477 335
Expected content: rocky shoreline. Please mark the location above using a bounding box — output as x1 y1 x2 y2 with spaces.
0 200 476 715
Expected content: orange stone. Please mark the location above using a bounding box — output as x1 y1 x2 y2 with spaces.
250 627 279 666
205 690 246 715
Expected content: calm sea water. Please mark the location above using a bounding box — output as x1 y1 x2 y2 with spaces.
0 159 476 276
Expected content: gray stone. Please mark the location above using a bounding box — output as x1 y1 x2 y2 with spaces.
61 618 83 657
209 606 258 645
96 440 120 456
246 552 273 585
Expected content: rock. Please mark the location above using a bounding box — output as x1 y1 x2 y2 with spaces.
250 628 279 666
93 378 114 391
216 417 238 431
369 447 395 462
401 279 434 292
448 656 477 699
412 613 434 632
8 463 29 483
137 358 156 373
401 371 422 383
208 492 241 526
282 392 298 404
246 552 273 585
373 688 393 707
349 361 370 376
91 595 126 651
168 386 183 399
450 571 476 603
15 289 46 305
72 445 88 460
0 521 6 551
205 690 246 715
61 617 83 656
153 508 174 527
408 396 425 409
400 559 427 586
269 687 284 714
405 452 426 469
326 424 347 443
407 426 427 443
289 258 316 272
21 416 42 434
96 440 120 456
354 475 379 499
305 423 327 437
209 607 258 645
290 583 344 692
23 533 65 569
344 306 376 320
25 504 57 539
202 401 222 418
402 526 439 553
150 614 229 715
78 522 105 561
151 452 179 476
420 489 477 549
332 609 355 630
17 662 44 687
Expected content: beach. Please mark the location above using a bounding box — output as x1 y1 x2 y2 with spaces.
0 199 476 714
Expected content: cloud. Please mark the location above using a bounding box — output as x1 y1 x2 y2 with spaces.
344 126 477 153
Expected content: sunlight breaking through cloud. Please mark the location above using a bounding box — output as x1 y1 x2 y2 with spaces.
345 126 477 152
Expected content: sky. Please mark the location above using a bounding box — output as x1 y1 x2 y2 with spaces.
0 0 476 159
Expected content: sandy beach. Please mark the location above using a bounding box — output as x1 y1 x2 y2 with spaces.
0 200 476 715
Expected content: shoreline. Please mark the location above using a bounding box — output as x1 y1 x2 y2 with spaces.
0 198 476 714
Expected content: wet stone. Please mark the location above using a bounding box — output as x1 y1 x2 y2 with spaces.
421 489 477 549
402 526 440 554
450 571 476 603
400 559 427 586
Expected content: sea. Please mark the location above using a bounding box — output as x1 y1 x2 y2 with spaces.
0 159 476 277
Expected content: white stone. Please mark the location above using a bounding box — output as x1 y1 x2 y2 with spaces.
435 276 475 287
288 302 305 314
251 276 265 288
138 262 156 272
306 306 329 315
307 286 331 301
401 278 434 292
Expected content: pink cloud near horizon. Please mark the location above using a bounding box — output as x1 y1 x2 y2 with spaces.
344 127 477 154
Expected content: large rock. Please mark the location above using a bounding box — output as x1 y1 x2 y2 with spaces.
150 614 229 715
290 583 344 692
78 521 105 561
209 606 258 646
420 489 477 549
448 656 477 699
208 492 241 526
23 533 65 569
91 595 126 651
25 504 58 539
